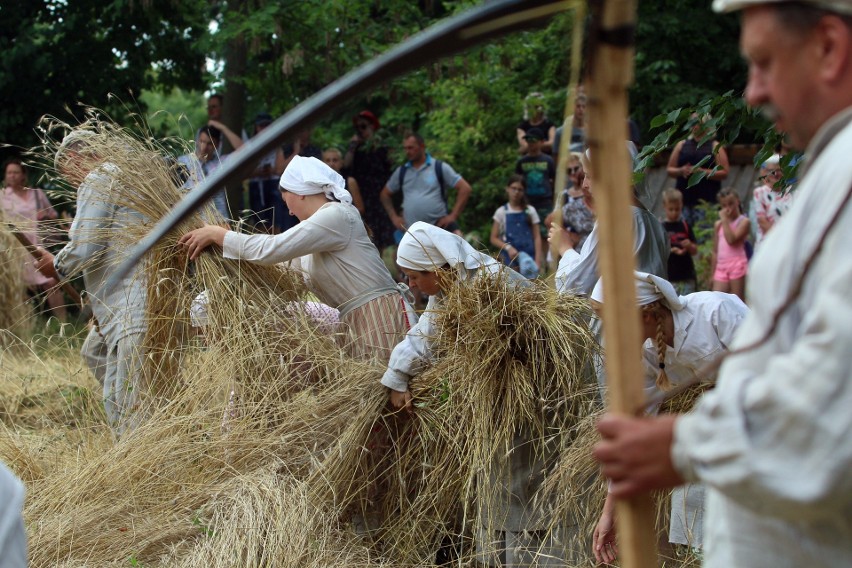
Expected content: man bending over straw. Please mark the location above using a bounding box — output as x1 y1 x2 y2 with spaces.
35 130 148 435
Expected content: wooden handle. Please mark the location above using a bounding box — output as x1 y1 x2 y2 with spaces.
549 1 586 274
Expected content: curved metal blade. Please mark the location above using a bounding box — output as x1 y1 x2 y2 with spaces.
106 0 572 292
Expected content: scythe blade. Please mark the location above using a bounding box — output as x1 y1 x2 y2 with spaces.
105 0 574 292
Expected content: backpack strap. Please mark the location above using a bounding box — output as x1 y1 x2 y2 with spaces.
397 163 408 190
435 159 447 204
399 159 449 205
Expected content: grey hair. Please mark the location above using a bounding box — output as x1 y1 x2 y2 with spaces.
54 130 97 173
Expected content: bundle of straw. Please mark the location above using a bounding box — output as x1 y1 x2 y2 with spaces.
0 211 33 346
314 276 602 565
168 468 393 568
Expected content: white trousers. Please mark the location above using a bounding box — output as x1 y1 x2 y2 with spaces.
80 327 145 434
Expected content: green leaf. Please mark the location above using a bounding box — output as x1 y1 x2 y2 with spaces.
650 113 669 129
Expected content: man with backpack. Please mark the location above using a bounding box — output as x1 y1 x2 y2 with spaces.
379 132 471 237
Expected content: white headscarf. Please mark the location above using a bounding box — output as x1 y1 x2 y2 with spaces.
279 155 351 205
397 222 498 272
591 271 684 311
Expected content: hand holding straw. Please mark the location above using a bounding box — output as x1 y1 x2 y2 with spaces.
3 220 85 310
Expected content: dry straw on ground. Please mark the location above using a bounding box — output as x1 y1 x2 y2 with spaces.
0 210 34 346
0 114 703 567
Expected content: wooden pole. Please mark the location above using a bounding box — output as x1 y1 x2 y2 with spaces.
550 1 586 274
585 1 658 567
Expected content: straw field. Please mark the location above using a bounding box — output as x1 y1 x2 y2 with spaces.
0 117 700 567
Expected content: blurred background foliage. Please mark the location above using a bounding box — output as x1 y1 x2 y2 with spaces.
3 0 756 236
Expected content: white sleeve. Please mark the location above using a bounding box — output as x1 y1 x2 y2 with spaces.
555 224 599 295
492 206 505 224
0 462 26 568
54 173 112 279
222 205 349 264
711 295 749 349
380 297 438 392
527 205 541 225
672 236 852 520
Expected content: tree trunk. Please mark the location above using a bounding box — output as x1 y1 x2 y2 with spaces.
221 0 248 221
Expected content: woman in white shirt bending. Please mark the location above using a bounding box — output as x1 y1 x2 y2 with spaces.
591 272 748 563
179 155 416 363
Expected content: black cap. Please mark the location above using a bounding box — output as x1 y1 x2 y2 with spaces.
255 112 273 126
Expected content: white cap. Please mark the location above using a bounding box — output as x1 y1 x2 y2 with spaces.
713 0 852 16
591 271 684 311
279 155 351 205
54 130 97 173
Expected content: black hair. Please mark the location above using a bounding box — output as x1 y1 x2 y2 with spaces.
198 125 222 144
3 157 26 175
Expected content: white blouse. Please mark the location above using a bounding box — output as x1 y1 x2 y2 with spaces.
222 201 397 308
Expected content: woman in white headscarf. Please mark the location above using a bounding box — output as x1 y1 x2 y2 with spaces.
179 155 416 362
590 271 748 564
383 223 560 568
381 221 526 408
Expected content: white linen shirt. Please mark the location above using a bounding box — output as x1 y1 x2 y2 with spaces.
54 163 147 345
643 291 748 546
380 262 527 392
641 291 748 409
222 201 397 308
672 107 852 567
556 206 669 296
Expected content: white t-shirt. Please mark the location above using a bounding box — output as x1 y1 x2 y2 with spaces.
223 201 397 308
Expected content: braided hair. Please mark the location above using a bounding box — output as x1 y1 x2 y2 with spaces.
641 301 672 391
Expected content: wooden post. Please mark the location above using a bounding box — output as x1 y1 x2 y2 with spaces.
550 1 586 274
585 1 658 567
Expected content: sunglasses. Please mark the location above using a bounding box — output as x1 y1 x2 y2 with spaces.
355 122 371 130
568 166 581 174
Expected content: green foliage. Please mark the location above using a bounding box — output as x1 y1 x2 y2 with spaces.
0 1 207 161
631 0 746 143
692 201 720 289
139 87 208 142
634 90 787 191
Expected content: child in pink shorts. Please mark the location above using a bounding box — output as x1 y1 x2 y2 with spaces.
711 188 750 301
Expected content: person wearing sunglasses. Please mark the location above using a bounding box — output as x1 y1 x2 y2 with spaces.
750 153 791 248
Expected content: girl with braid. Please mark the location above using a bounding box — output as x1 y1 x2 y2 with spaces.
589 272 748 563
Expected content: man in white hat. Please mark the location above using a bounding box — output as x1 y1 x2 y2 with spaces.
593 2 852 566
35 131 148 435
